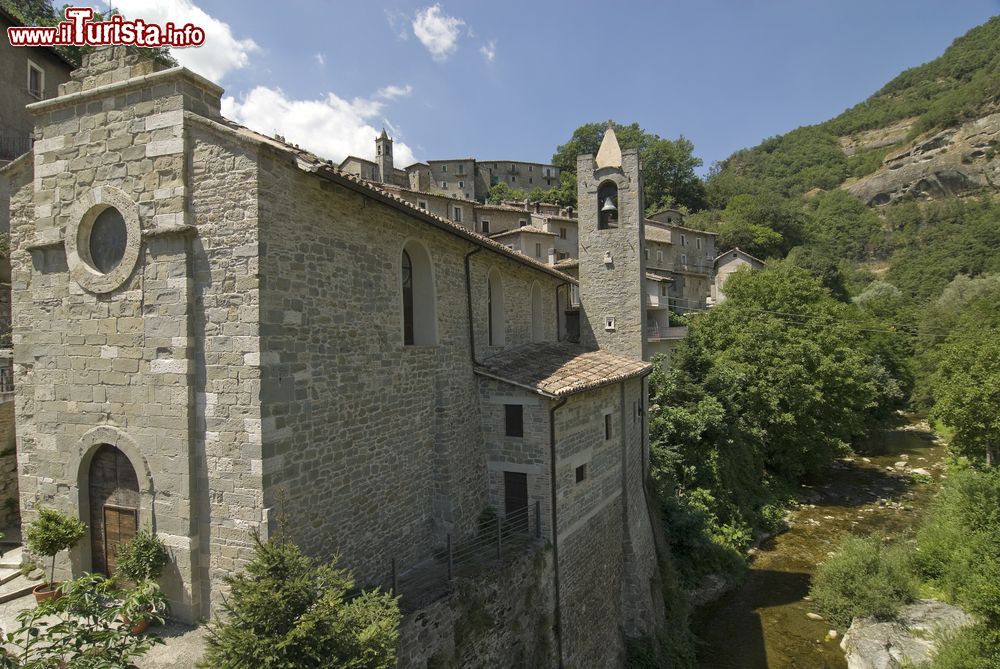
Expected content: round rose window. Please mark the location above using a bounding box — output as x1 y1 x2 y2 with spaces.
87 207 128 273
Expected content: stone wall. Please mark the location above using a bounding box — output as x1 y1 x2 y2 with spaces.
397 546 558 669
253 141 563 589
4 48 261 621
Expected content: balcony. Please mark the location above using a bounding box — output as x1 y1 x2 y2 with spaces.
673 261 712 276
646 324 688 342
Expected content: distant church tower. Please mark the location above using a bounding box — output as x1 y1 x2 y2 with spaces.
576 124 647 359
376 128 393 184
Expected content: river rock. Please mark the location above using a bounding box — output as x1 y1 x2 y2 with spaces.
840 600 974 669
910 468 931 477
687 573 730 607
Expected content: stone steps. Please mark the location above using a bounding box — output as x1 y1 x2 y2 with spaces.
0 573 34 604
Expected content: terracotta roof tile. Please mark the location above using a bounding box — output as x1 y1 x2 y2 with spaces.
474 342 651 397
490 226 558 238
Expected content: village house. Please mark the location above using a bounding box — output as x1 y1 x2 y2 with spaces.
0 47 666 666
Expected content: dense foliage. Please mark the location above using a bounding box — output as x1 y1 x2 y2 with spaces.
201 533 401 669
809 536 916 629
115 529 170 584
551 121 707 213
648 265 904 585
1 573 166 668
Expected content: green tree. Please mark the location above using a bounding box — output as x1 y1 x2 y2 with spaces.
25 507 85 588
647 264 904 583
551 121 707 213
930 329 1000 466
486 182 525 204
716 193 805 258
201 533 401 669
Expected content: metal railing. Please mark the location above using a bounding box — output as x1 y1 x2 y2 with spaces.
0 131 33 162
387 502 541 611
646 324 688 341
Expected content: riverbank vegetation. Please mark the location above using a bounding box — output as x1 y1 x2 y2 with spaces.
810 466 1000 667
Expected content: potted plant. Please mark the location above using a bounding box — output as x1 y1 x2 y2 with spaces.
119 578 168 634
24 507 85 603
115 529 169 585
115 529 170 632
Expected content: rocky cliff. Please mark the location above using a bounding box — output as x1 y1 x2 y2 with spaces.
845 112 1000 206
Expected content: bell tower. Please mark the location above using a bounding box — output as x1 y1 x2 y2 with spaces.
375 128 393 184
576 124 647 359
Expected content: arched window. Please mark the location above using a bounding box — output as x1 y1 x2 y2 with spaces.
402 250 414 345
487 268 505 346
597 181 619 230
401 241 437 345
530 282 544 342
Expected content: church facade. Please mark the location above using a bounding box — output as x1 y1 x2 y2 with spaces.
2 48 664 666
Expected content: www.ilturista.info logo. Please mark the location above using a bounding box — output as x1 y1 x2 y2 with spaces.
7 7 205 48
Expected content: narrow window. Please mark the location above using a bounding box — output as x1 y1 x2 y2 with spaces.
442 180 448 188
453 207 462 223
27 60 44 99
487 269 505 346
442 164 448 173
657 250 663 263
535 243 542 258
402 250 414 345
528 177 533 184
697 238 702 250
482 219 491 234
645 248 649 260
528 165 533 172
604 414 612 440
510 176 515 183
505 404 523 437
681 234 686 246
459 180 465 188
458 164 464 174
560 227 567 239
660 284 667 297
401 242 438 346
681 254 687 265
576 464 587 483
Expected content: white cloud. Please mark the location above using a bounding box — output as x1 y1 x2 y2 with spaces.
385 9 410 40
412 5 464 62
480 40 496 62
112 0 258 81
376 84 413 100
314 53 326 67
221 87 417 166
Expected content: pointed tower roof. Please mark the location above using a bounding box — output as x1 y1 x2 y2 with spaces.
595 122 622 169
378 128 390 140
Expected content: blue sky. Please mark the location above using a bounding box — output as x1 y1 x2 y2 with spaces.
111 0 1000 174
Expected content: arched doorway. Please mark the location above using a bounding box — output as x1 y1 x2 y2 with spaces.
88 444 140 575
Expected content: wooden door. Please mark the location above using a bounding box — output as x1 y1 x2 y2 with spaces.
103 505 137 575
504 471 528 520
88 445 140 575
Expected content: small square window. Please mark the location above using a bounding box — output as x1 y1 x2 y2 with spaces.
604 414 612 440
605 316 615 331
519 219 527 227
459 180 465 188
505 404 523 437
576 464 587 483
418 200 427 210
442 180 448 188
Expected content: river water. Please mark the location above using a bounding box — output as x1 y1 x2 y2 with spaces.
690 417 946 669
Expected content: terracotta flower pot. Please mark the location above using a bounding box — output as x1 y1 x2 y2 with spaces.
127 617 150 635
32 582 61 604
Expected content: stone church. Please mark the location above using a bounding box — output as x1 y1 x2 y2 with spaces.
1 47 664 666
